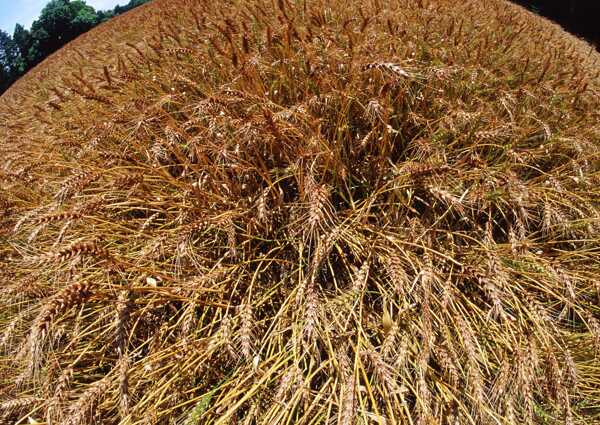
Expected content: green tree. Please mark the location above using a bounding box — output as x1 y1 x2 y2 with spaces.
114 0 149 15
12 25 33 74
13 24 32 59
0 30 21 92
29 0 98 63
95 9 115 24
71 2 99 33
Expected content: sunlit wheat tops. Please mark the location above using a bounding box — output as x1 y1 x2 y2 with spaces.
1 0 600 424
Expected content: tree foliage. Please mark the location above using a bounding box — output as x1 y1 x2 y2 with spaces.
30 0 99 60
0 30 21 92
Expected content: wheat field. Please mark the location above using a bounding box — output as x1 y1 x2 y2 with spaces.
1 0 600 423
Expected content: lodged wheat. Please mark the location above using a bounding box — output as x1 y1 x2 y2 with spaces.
1 0 600 424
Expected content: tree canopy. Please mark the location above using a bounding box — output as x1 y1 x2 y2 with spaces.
30 0 99 60
0 30 21 93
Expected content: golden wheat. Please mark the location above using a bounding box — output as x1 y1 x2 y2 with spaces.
1 0 600 423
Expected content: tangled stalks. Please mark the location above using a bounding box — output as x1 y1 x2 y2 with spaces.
1 0 600 424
